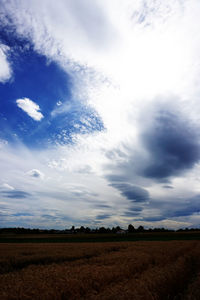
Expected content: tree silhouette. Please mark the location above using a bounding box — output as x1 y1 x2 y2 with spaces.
128 224 135 233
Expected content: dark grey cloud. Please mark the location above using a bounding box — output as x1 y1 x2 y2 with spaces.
96 214 111 220
163 185 174 189
94 204 111 209
103 102 200 225
123 207 143 217
0 212 9 217
144 194 200 222
106 174 129 183
105 104 200 201
141 110 200 180
12 212 34 217
170 195 200 217
1 190 31 199
27 169 44 178
110 183 149 202
41 214 60 220
142 216 164 222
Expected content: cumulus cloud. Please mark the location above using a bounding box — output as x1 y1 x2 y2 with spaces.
16 98 44 121
0 44 12 83
27 169 44 179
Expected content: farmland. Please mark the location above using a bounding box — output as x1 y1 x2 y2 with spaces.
0 230 200 243
0 240 200 299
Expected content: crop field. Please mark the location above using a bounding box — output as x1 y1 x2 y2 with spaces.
0 241 200 299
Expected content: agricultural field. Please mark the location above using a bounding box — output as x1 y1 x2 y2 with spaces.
0 231 200 243
0 241 200 299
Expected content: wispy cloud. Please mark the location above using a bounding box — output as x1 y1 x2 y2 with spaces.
0 44 12 83
1 189 31 199
2 183 14 190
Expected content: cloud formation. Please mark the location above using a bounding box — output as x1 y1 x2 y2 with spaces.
110 183 150 203
0 44 12 83
2 183 14 190
16 98 44 121
140 108 200 180
27 169 44 179
1 0 200 229
1 190 31 199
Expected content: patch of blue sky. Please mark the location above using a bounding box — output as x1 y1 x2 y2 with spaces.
0 28 104 148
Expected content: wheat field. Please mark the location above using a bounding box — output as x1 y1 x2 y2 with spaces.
0 240 200 299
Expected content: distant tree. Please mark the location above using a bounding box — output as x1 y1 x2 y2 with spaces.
70 226 75 233
85 227 91 233
79 226 85 233
128 224 135 233
99 227 107 234
137 225 144 232
111 227 115 233
106 227 111 233
111 226 121 233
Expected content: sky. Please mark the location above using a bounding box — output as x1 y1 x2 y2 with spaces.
0 0 200 229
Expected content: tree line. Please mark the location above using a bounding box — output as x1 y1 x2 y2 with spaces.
0 225 199 234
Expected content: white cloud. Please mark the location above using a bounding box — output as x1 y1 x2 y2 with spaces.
0 44 12 83
51 102 71 117
16 98 44 121
56 101 62 106
2 183 14 190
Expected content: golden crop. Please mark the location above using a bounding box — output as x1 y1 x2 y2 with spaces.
0 241 199 299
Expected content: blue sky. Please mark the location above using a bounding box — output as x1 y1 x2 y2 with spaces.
0 34 103 147
0 0 200 229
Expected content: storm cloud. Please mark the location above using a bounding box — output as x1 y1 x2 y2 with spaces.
105 105 200 189
141 109 200 180
110 183 150 202
170 195 200 218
